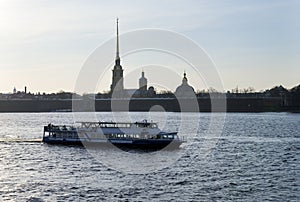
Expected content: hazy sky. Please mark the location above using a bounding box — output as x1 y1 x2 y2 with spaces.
0 0 299 93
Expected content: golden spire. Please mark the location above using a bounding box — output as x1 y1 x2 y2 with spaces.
116 18 120 60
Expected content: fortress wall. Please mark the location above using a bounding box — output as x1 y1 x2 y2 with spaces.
0 100 72 112
0 97 287 112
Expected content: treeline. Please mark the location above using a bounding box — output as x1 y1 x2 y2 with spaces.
1 84 299 103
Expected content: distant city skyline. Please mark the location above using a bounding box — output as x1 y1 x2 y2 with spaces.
0 0 299 93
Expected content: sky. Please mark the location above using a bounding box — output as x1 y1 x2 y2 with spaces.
0 0 299 93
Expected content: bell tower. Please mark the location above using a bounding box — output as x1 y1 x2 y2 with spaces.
110 18 124 94
139 71 147 91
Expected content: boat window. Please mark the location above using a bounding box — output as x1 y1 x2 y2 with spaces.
103 123 113 128
151 123 158 128
168 135 174 139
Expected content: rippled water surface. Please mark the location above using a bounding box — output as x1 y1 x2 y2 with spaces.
0 112 299 201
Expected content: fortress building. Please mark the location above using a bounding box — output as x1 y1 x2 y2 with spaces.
110 18 124 94
109 19 195 98
109 19 154 97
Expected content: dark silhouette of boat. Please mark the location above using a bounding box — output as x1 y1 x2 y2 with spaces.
42 120 185 150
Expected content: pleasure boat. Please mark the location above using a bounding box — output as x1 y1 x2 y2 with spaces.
42 120 185 149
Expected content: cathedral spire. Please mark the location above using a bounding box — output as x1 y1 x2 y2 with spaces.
111 18 124 94
116 18 120 61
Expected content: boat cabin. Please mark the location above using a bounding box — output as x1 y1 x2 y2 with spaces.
78 120 158 129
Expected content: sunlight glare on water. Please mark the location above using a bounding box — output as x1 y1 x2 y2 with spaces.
0 112 299 201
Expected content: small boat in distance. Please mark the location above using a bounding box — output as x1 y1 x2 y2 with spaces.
42 120 185 150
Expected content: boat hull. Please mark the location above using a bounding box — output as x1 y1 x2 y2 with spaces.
42 137 183 150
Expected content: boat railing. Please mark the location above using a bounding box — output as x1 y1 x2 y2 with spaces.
77 121 158 129
44 124 77 133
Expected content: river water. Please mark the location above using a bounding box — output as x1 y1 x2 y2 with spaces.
0 112 299 201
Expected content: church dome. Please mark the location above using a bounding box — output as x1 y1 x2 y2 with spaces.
175 72 195 97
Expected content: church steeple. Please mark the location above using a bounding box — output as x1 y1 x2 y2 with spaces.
115 18 120 63
111 18 124 94
139 70 147 91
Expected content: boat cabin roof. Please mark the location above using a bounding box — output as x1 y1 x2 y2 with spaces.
77 120 158 128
